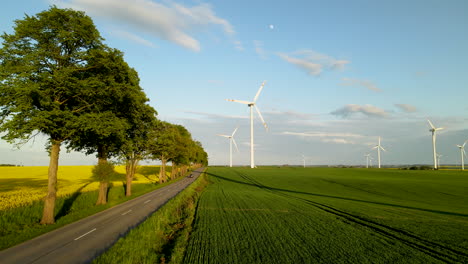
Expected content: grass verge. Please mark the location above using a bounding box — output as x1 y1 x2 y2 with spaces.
0 176 186 250
92 170 208 264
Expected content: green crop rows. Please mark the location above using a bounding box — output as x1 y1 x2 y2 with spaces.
183 167 468 263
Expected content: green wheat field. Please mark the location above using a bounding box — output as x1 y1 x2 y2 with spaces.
182 167 468 263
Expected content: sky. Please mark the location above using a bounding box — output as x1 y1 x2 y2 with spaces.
1 0 468 166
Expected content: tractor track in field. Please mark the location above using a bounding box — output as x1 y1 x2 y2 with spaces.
233 170 468 263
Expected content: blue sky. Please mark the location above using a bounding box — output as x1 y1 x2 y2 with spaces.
1 0 468 166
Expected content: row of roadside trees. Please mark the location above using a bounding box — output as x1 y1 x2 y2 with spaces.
0 6 207 224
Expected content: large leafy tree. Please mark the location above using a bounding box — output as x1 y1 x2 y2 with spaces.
0 7 104 224
149 121 178 183
120 102 158 196
69 48 148 204
170 124 195 178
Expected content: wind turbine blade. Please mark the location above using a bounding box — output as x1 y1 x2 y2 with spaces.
254 105 268 131
457 145 463 148
217 134 230 138
232 137 239 152
226 99 252 105
463 140 468 147
253 81 266 102
464 149 467 157
427 119 435 129
380 146 386 152
372 146 378 149
231 126 238 137
435 127 444 131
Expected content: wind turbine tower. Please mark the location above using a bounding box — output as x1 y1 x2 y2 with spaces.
427 120 444 169
457 140 467 170
437 153 443 169
302 155 306 168
373 137 386 168
217 127 239 167
227 81 268 168
364 154 370 168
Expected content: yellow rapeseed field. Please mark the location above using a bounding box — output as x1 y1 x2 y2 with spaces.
0 165 160 210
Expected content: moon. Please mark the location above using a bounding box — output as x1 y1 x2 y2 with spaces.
269 24 274 30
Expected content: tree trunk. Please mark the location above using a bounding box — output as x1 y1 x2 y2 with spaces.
159 156 167 184
40 140 61 225
125 155 138 197
96 145 109 205
170 163 177 180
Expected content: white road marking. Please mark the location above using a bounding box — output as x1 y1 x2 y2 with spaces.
121 210 132 216
74 228 97 241
144 200 151 204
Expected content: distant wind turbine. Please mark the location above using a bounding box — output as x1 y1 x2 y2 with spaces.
369 156 374 167
226 81 268 168
427 120 444 169
373 137 386 168
364 154 370 168
437 153 443 169
456 140 467 170
302 155 306 168
217 127 239 167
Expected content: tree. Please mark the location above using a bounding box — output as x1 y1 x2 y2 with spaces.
0 7 104 224
69 48 148 204
120 103 158 196
170 124 194 178
149 121 178 183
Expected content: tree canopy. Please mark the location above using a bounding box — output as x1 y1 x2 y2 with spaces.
0 6 208 223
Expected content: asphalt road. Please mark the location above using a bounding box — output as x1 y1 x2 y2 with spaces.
0 167 205 264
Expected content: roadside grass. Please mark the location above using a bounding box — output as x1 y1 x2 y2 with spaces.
93 170 208 264
183 167 468 263
0 165 177 250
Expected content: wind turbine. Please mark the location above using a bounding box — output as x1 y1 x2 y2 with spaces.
226 81 268 168
456 141 467 170
369 156 374 167
364 154 370 168
373 137 386 168
427 120 444 169
217 127 239 167
437 153 443 169
302 155 306 168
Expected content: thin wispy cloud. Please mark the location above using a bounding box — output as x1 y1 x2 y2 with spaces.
395 104 417 113
281 131 364 145
234 40 244 51
109 29 156 48
331 104 389 118
281 131 364 138
253 40 267 59
277 50 350 76
265 110 315 120
340 78 381 92
184 110 248 120
56 0 236 52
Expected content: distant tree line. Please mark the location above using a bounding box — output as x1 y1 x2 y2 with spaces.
0 6 208 224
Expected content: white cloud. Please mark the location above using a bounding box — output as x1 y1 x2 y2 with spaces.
253 40 267 59
395 103 417 113
277 49 349 76
340 77 381 92
331 104 389 118
109 29 156 48
56 0 236 51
